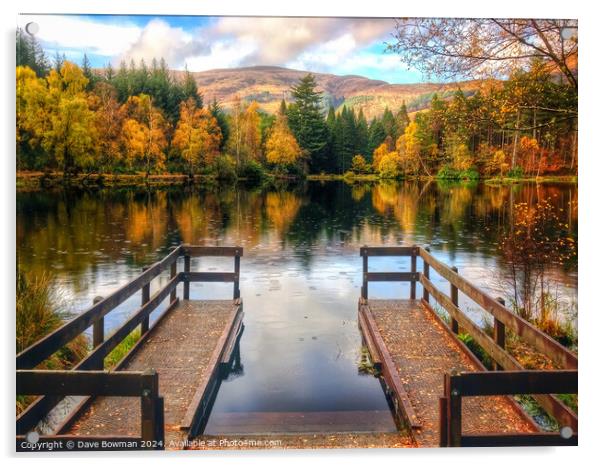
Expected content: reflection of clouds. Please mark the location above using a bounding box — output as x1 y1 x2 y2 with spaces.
17 181 579 420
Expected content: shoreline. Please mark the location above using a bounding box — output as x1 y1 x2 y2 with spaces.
16 171 578 191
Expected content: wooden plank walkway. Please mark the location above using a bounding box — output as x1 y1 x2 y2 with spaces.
359 298 538 447
65 299 242 449
205 410 398 435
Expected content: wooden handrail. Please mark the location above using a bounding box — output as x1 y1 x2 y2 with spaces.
17 370 164 447
441 370 578 447
419 247 577 370
16 245 183 369
16 245 243 435
360 245 578 429
359 246 577 370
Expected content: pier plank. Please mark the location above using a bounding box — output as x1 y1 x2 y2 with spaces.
65 299 241 449
359 299 538 447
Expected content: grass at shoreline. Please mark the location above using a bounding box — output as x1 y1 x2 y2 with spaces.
16 170 577 191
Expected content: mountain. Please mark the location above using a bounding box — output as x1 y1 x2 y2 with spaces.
179 66 482 119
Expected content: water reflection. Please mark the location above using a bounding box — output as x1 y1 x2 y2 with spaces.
16 180 577 425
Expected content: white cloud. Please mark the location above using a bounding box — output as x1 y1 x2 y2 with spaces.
185 40 257 71
19 15 141 57
19 15 406 78
212 17 393 66
119 19 209 68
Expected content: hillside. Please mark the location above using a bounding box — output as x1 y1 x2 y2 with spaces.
178 66 483 119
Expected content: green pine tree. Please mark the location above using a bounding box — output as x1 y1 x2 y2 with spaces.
286 74 329 173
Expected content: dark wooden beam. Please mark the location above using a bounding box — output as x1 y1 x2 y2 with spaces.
453 370 578 397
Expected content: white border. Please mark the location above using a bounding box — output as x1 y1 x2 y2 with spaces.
2 1 600 465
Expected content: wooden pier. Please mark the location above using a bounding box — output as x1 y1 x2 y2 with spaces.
16 245 243 451
358 246 578 447
15 244 578 450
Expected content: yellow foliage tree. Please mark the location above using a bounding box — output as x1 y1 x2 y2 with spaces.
89 82 124 172
243 101 262 161
227 96 262 166
378 151 403 178
16 66 47 165
121 94 168 176
265 116 302 167
172 98 222 175
351 154 369 174
490 149 509 176
396 121 421 175
372 142 390 170
451 143 473 171
19 62 98 175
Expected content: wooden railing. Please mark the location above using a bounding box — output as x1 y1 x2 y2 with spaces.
16 244 242 436
359 245 578 430
16 369 164 450
439 370 578 447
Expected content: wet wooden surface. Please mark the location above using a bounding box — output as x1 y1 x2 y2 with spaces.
189 432 414 449
66 299 240 449
361 299 538 447
205 410 399 435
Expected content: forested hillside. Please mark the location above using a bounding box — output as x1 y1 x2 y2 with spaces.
16 27 577 181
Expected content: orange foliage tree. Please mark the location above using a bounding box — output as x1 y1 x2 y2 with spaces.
172 98 222 175
121 94 168 176
265 115 302 168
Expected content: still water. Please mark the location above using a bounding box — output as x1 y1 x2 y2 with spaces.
16 180 577 432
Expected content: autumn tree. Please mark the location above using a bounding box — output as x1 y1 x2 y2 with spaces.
351 154 370 174
16 66 47 168
396 121 424 176
265 115 303 169
372 142 390 171
388 18 578 88
89 82 124 172
121 94 168 176
227 96 262 166
243 101 262 161
36 62 98 177
172 98 222 175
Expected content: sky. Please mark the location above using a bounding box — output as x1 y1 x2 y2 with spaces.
17 14 424 84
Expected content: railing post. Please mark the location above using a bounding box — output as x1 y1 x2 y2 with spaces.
140 369 160 445
439 395 448 447
233 249 241 299
422 247 430 303
493 297 507 371
361 247 368 299
170 260 177 304
410 245 417 300
448 372 462 447
450 266 459 334
141 266 150 335
184 254 191 299
92 296 104 349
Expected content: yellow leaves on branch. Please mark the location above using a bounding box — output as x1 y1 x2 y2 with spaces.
372 142 391 170
265 115 302 166
17 62 98 171
227 96 262 164
172 98 222 172
122 94 168 174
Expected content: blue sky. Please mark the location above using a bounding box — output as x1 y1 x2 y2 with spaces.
18 14 424 83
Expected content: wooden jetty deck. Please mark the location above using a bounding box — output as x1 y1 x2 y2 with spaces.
15 244 578 450
64 299 242 447
358 246 578 447
205 410 398 435
16 245 243 451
